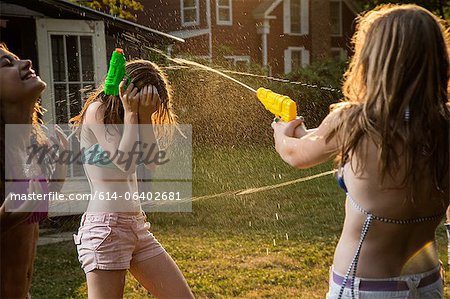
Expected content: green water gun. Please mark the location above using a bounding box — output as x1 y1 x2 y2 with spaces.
104 48 127 96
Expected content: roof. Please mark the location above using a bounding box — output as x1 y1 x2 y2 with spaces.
253 0 362 19
0 0 184 44
253 0 282 19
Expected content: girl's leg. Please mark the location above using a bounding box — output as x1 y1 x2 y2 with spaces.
86 269 127 299
129 252 194 299
0 221 38 298
25 223 39 297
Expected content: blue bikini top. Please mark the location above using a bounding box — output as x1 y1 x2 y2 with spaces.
81 143 117 169
336 173 348 193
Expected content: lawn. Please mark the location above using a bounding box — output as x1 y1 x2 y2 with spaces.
31 145 450 298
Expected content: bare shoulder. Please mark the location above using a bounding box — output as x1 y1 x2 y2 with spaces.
318 103 353 132
84 101 105 124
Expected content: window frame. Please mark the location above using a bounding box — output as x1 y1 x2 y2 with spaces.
36 18 106 124
330 0 343 37
223 55 250 67
216 0 232 26
283 0 309 36
181 0 200 27
331 47 347 61
284 46 310 74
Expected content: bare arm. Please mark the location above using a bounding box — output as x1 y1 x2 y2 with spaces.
48 125 69 192
138 85 160 170
272 110 342 169
84 82 141 173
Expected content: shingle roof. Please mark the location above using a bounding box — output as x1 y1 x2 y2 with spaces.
1 0 184 44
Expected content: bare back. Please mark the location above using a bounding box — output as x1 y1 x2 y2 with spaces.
334 138 448 278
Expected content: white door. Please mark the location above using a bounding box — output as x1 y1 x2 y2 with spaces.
36 18 107 124
36 18 107 176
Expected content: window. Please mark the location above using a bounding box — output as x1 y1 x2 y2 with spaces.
52 34 96 177
283 0 309 35
51 35 95 124
330 0 342 36
284 47 310 74
224 56 250 69
291 50 302 70
36 19 107 177
217 0 232 25
290 0 301 33
181 0 200 26
331 47 347 61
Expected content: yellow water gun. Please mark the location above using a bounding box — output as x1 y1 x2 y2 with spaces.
256 88 297 122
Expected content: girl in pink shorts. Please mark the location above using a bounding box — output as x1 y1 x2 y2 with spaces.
70 59 193 298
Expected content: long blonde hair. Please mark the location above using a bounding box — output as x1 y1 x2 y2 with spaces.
328 4 450 192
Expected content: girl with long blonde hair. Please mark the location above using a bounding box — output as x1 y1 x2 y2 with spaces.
272 4 449 298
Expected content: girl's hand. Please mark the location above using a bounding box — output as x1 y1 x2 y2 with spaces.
271 117 305 154
271 117 305 138
48 125 69 192
139 85 160 123
119 80 140 115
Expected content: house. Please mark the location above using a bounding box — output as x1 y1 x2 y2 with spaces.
137 0 361 74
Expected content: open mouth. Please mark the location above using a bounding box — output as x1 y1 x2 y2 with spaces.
22 70 37 80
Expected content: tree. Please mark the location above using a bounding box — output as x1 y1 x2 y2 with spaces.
71 0 144 21
354 0 449 21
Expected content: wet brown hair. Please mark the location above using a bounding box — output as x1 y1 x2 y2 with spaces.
70 59 177 145
328 4 449 193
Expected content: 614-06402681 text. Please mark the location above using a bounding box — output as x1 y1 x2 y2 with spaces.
90 191 181 201
8 191 182 201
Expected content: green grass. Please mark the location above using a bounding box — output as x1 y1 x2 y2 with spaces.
31 145 450 298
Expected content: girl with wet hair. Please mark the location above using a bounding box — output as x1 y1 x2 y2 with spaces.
272 4 449 298
70 59 193 298
0 43 68 298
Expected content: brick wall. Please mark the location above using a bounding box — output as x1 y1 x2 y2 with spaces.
137 0 209 32
136 0 357 74
310 0 331 61
211 0 263 64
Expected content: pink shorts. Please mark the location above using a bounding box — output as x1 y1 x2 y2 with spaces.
73 212 166 273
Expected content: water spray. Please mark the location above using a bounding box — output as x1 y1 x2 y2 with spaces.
166 56 299 122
